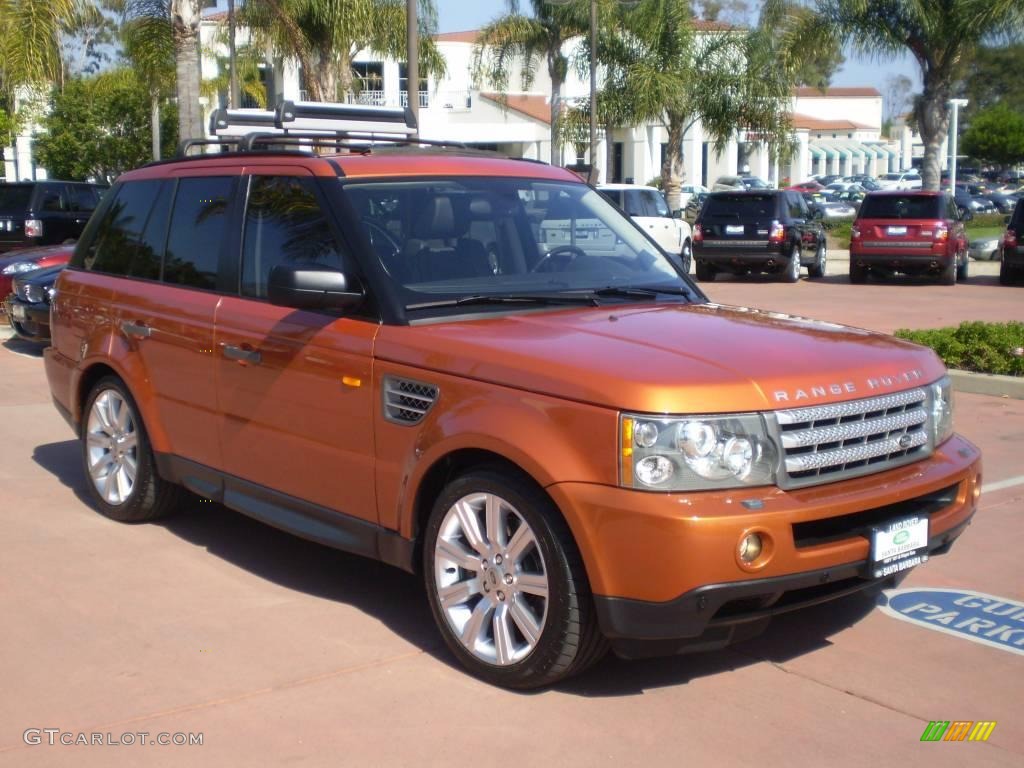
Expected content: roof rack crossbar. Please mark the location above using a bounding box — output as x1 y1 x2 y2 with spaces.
240 132 470 152
176 137 243 157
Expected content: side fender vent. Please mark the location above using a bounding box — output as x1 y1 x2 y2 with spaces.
383 375 438 425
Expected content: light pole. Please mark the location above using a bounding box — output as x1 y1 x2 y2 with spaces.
407 0 419 135
548 1 637 182
948 98 968 191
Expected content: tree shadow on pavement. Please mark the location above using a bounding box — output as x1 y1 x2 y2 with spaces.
32 437 882 697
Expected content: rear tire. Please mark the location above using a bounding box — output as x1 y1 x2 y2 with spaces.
849 262 869 284
938 258 957 286
81 376 188 522
808 241 827 278
695 261 717 282
780 244 801 283
423 467 606 689
999 260 1014 285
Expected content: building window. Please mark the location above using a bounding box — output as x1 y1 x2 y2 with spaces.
399 63 428 108
351 62 384 105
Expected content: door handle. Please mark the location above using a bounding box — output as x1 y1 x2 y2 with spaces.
122 321 151 338
222 344 262 365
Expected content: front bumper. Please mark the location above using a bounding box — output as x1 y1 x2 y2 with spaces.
548 434 981 653
4 296 50 342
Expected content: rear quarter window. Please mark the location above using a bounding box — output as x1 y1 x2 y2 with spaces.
79 180 165 278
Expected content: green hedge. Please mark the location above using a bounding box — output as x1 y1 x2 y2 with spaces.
894 321 1024 376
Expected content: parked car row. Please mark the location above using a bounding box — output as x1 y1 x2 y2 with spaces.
690 188 1024 286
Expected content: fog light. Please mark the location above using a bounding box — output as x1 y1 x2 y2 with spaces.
739 533 763 563
635 455 674 486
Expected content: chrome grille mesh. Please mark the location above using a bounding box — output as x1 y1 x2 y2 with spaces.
772 388 930 488
383 376 438 425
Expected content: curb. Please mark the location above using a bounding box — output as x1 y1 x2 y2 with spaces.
950 369 1024 400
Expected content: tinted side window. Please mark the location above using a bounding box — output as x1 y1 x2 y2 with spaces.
241 175 343 299
83 180 163 277
39 185 67 212
645 190 671 217
164 177 233 290
622 190 646 217
68 185 100 213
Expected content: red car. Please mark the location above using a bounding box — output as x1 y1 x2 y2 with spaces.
1 244 75 322
786 180 825 192
849 191 969 285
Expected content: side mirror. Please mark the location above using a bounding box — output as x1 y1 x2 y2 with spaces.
961 209 974 222
672 208 683 219
1005 215 1012 225
267 263 364 311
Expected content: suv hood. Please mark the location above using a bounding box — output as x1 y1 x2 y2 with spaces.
376 303 946 413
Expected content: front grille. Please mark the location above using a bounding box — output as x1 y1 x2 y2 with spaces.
382 376 438 425
772 388 931 489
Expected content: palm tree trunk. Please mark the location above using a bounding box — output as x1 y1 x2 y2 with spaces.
151 93 161 160
605 118 615 183
662 115 685 211
549 73 562 167
172 0 204 141
914 74 951 192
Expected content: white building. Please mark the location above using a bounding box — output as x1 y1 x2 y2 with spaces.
4 11 917 185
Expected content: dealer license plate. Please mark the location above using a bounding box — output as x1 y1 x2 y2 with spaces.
725 225 744 235
870 516 929 578
887 225 907 236
11 304 26 321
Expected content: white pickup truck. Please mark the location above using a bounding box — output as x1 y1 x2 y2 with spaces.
598 184 693 273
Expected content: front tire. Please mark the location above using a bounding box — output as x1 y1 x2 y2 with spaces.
81 376 187 522
956 249 969 281
679 239 692 275
423 468 606 689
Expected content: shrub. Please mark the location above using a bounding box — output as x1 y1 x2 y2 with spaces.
894 321 1024 376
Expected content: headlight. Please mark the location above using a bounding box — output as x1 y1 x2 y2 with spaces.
2 261 37 275
621 412 777 491
930 376 953 446
24 283 47 304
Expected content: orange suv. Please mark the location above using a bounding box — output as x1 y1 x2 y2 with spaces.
45 104 981 688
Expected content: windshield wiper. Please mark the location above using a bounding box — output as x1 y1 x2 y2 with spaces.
405 293 600 311
586 285 695 300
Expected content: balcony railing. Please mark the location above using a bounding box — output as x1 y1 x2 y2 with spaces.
294 89 473 113
400 90 430 108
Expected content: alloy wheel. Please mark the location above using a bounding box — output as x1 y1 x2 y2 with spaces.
433 492 549 666
85 390 139 505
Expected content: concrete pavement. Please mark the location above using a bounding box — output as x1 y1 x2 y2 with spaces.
1 279 1022 766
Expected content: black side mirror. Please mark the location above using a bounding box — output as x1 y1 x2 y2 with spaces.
672 208 683 219
961 209 974 222
268 263 365 311
1005 214 1012 225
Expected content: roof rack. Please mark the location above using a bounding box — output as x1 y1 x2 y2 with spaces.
172 98 527 161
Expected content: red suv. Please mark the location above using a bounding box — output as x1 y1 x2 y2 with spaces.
849 191 969 284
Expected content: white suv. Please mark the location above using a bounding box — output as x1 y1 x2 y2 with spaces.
877 171 922 190
597 184 693 272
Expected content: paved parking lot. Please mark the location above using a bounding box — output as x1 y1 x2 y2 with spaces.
1 270 1022 767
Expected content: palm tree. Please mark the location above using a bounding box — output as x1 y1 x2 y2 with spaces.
122 0 175 159
123 0 203 143
603 0 794 209
243 0 446 105
793 0 1024 191
0 0 78 93
474 0 589 167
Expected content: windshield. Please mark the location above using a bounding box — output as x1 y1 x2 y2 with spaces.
0 184 33 213
341 178 692 311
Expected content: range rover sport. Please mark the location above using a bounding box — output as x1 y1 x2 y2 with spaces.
44 103 982 689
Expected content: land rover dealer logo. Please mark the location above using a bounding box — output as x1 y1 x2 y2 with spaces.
773 368 925 402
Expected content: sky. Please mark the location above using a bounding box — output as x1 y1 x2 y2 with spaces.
434 0 922 91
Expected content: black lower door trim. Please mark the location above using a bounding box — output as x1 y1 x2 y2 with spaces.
154 453 415 572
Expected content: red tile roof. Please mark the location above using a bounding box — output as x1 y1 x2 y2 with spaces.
794 86 882 98
434 30 481 43
790 113 876 131
480 93 552 125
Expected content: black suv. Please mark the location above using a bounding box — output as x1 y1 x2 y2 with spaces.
0 181 107 253
1000 199 1023 285
5 263 63 342
692 190 827 282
